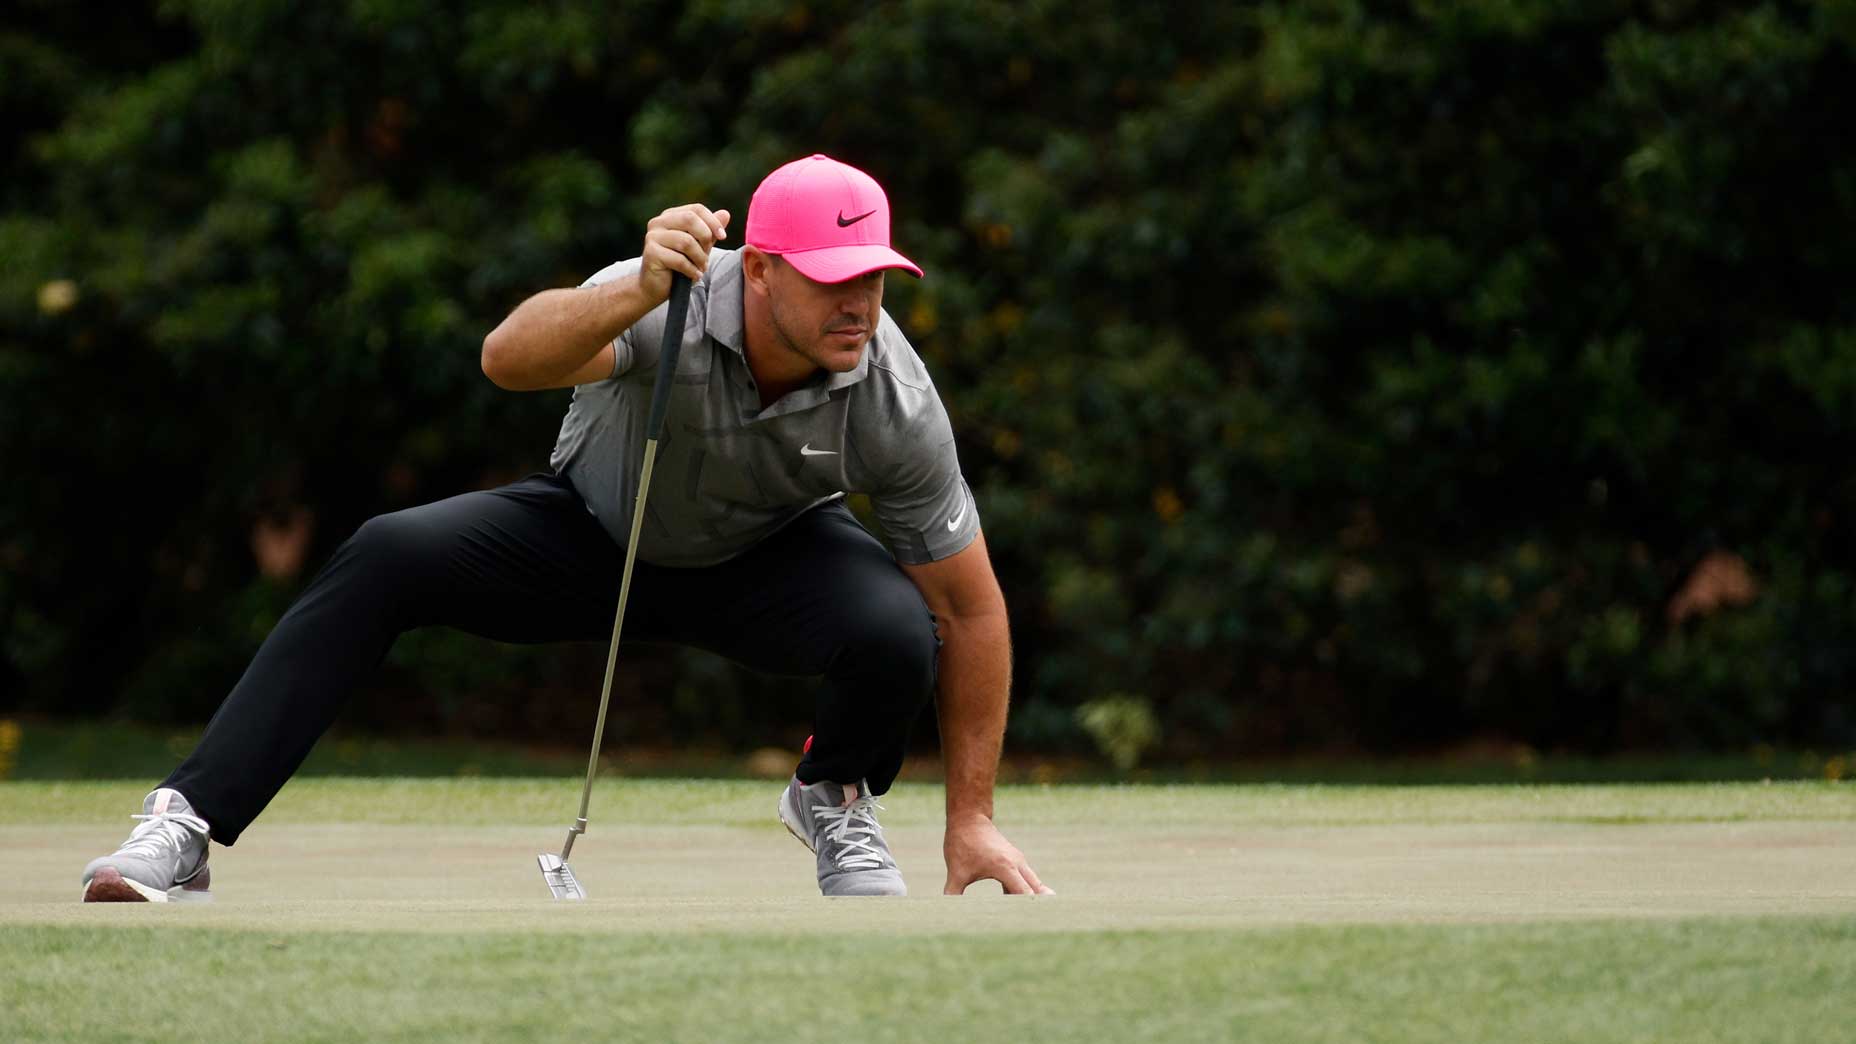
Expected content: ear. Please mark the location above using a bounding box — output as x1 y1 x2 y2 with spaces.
741 246 775 297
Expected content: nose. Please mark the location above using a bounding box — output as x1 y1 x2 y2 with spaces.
840 274 880 311
834 295 870 324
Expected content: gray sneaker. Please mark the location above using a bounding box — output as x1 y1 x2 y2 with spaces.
81 788 212 903
777 777 906 896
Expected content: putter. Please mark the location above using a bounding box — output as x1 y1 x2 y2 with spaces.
539 272 693 900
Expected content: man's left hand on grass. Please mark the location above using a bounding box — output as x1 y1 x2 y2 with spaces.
943 813 1053 895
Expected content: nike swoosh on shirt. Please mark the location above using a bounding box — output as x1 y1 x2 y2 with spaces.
946 502 967 532
800 443 838 457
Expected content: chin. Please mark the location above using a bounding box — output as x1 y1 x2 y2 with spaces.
816 340 868 369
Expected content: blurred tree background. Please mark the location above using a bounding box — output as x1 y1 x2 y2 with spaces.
3 0 1852 766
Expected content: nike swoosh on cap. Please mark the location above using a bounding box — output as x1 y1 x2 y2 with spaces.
836 210 876 227
800 443 838 457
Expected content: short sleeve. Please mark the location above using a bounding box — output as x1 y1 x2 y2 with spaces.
870 394 981 565
580 257 646 379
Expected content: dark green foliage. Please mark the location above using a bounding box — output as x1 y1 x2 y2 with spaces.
2 1 1851 758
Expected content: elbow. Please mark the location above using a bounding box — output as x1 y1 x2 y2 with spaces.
480 328 520 389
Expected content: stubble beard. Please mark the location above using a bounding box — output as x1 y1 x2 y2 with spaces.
769 293 864 373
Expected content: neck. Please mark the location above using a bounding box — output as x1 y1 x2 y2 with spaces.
742 296 821 410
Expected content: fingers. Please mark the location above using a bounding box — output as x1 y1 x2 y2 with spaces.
995 864 1035 895
688 204 730 241
648 205 728 260
648 203 726 243
641 204 732 294
943 859 1052 896
1020 861 1055 896
643 228 709 282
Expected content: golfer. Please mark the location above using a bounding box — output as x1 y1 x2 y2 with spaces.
80 154 1049 901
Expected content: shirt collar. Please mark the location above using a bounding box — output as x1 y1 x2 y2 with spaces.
748 350 869 419
703 249 747 357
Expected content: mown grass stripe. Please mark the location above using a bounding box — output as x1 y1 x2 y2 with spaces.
4 779 1850 827
5 918 1853 1044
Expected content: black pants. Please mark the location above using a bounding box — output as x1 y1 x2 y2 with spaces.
163 473 940 845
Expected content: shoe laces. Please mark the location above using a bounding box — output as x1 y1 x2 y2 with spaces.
120 809 209 864
813 795 888 871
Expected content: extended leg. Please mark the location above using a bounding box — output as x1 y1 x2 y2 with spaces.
161 473 621 843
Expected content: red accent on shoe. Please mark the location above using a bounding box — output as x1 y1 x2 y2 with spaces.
803 734 813 754
83 867 149 903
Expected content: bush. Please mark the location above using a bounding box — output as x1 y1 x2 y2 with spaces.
2 1 1851 759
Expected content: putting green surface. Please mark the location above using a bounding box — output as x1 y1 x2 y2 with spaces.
4 780 1854 1042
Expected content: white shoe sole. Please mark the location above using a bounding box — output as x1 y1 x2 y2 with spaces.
82 867 213 903
778 786 816 853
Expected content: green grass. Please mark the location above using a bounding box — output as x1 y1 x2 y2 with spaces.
3 777 1852 828
6 919 1854 1043
4 779 1853 1042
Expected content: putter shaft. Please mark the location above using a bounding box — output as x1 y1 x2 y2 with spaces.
560 438 659 860
541 273 690 899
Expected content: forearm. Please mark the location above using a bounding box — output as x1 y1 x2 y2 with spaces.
481 274 653 390
933 611 1012 822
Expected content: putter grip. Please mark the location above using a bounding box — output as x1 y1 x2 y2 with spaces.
644 274 692 440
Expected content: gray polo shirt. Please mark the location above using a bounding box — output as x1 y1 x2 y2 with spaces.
549 248 980 568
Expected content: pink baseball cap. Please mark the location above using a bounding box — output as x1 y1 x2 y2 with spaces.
745 154 923 282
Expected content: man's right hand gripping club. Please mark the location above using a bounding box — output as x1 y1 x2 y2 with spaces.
480 203 730 392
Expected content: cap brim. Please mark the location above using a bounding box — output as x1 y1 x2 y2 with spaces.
781 244 924 283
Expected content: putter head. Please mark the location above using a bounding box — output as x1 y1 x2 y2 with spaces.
538 853 587 900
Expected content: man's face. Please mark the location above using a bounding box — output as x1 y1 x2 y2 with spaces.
764 259 886 372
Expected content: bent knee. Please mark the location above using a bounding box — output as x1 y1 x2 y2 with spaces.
343 509 447 569
839 588 941 691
